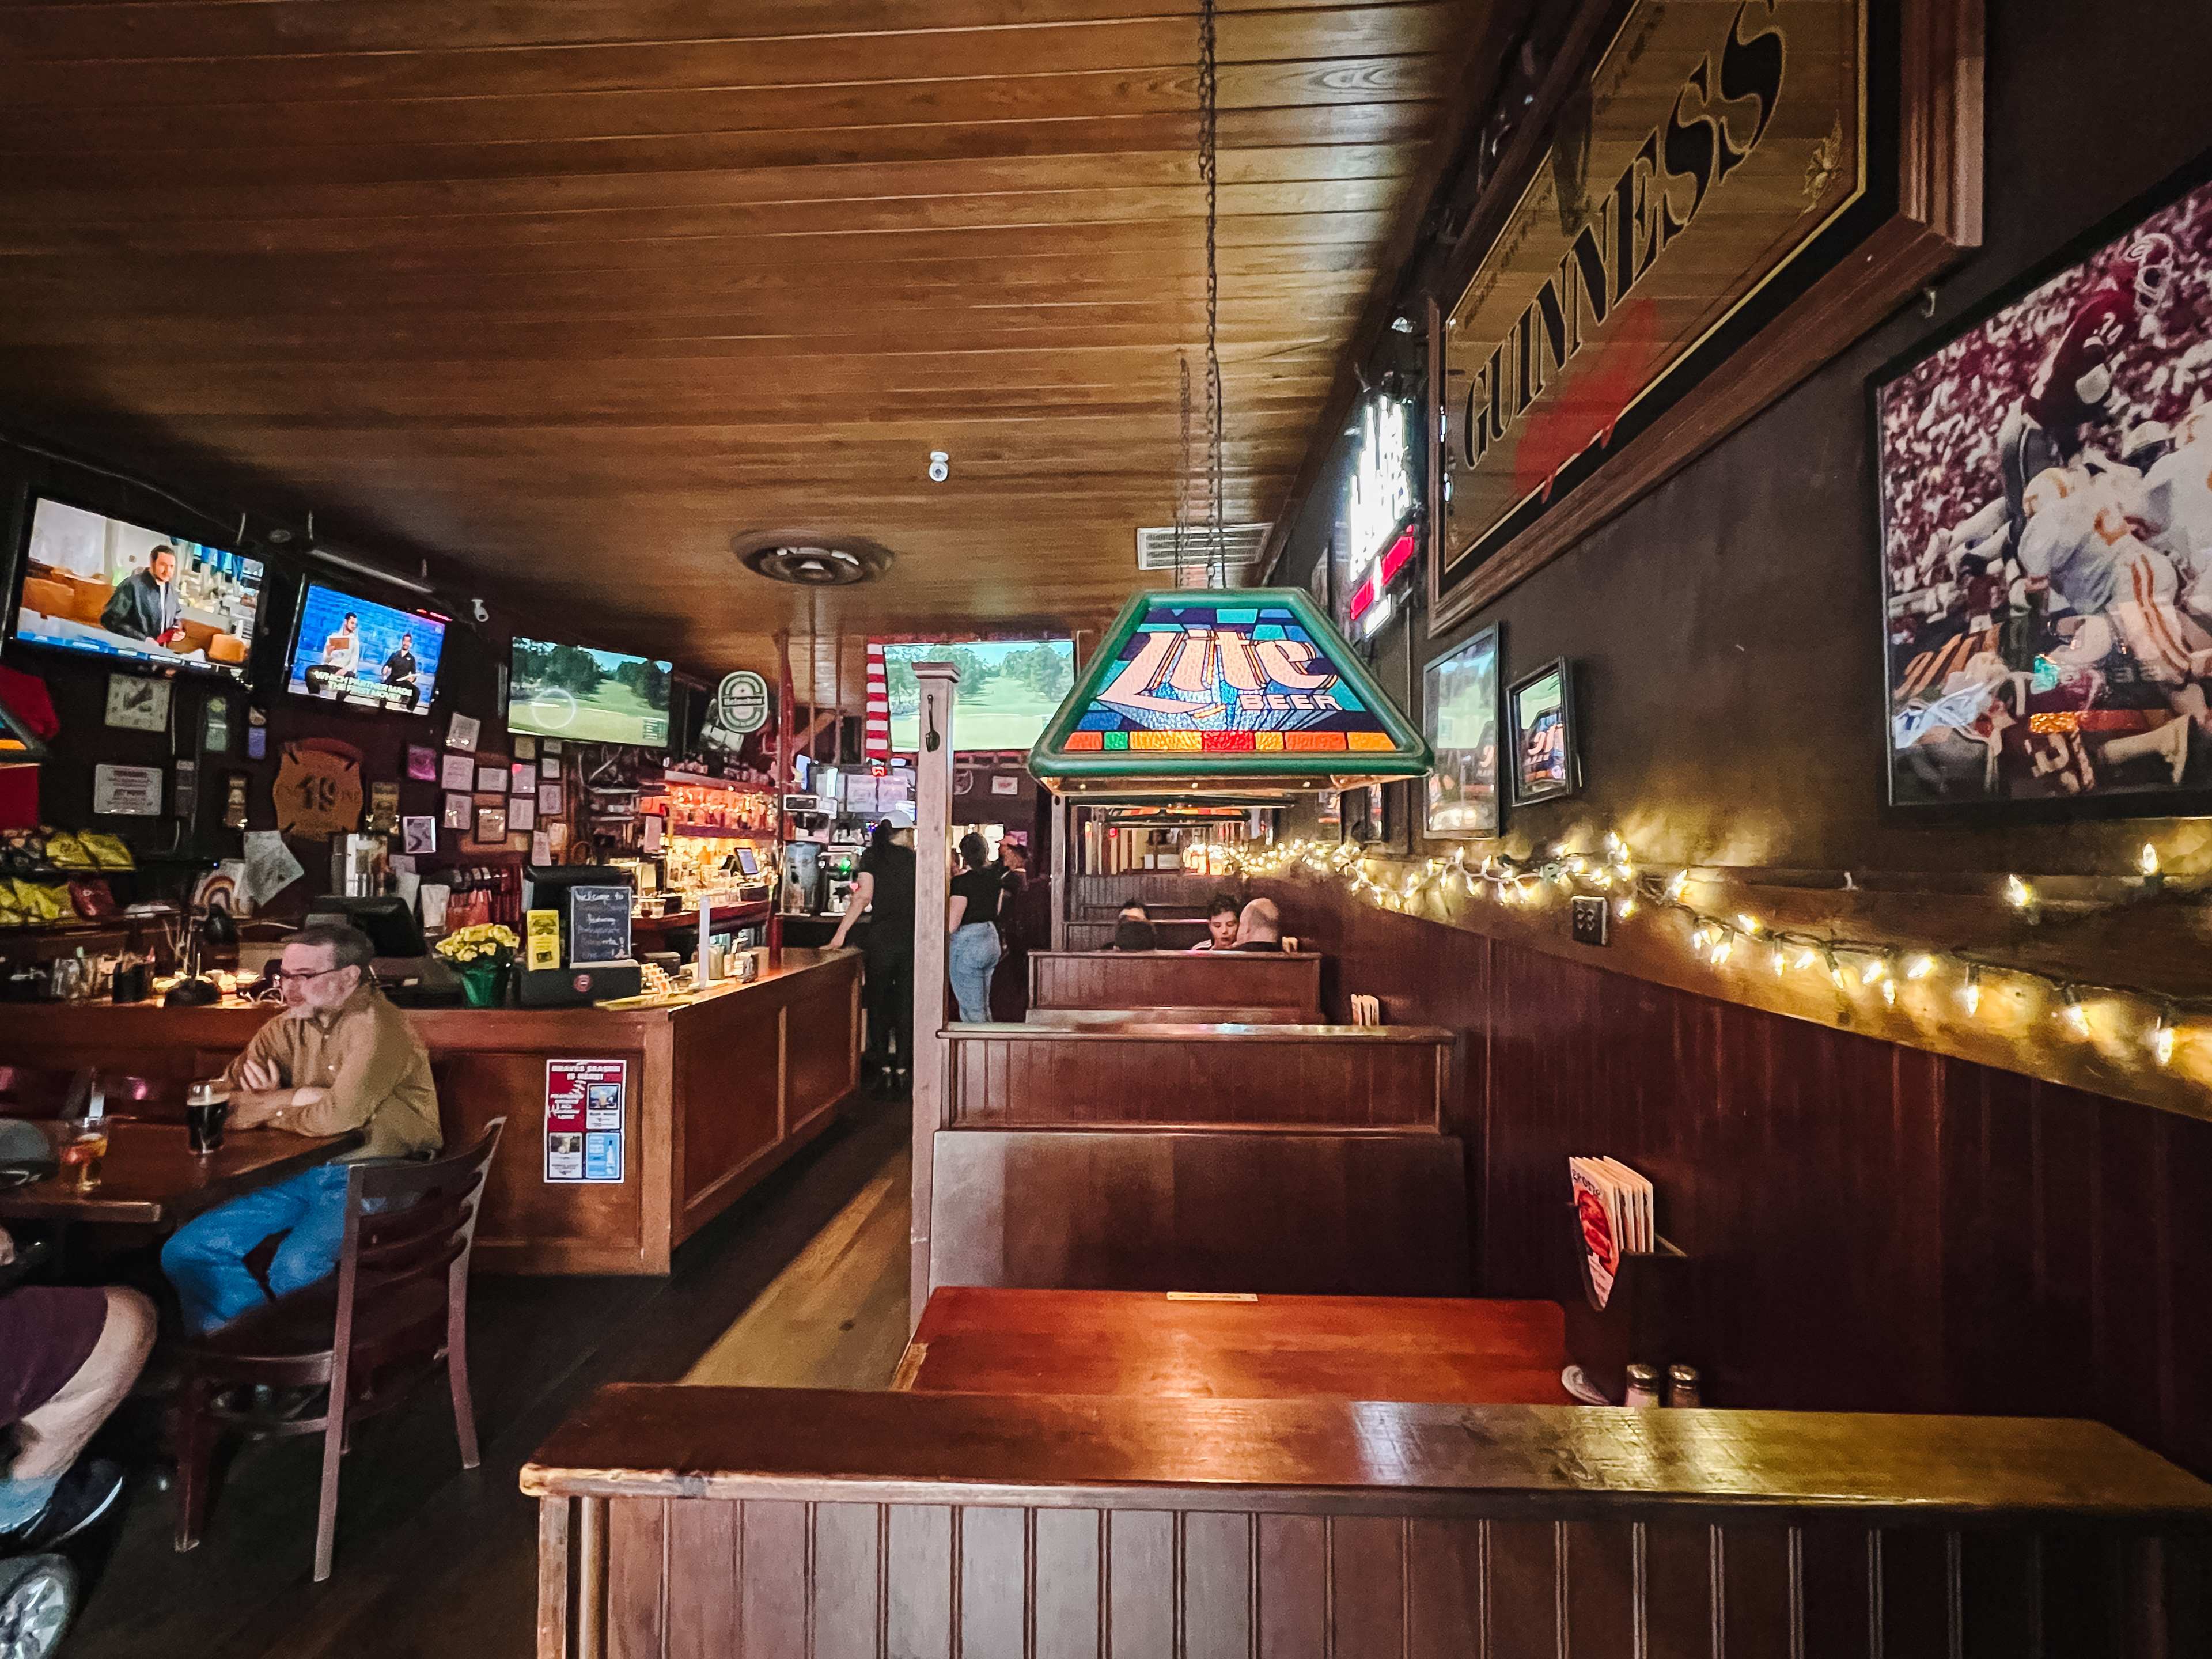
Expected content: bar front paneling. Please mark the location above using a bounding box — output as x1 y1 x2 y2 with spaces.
0 946 861 1274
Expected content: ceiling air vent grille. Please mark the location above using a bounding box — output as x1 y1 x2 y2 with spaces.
1134 522 1272 581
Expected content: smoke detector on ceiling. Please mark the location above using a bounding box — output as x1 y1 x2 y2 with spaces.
927 450 950 483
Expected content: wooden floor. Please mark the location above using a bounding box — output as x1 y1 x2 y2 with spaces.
682 1152 911 1389
61 1096 908 1659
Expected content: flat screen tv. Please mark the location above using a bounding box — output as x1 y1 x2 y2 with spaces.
881 638 1074 753
286 580 449 715
509 637 671 747
11 495 265 681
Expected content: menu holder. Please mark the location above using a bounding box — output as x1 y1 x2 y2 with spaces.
1560 1203 1697 1406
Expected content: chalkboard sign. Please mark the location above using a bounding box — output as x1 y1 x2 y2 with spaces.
567 885 634 966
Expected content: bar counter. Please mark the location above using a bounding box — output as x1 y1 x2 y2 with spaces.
0 945 862 1274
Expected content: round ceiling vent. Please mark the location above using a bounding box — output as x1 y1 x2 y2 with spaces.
734 532 895 588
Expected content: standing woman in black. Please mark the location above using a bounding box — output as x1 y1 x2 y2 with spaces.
828 821 917 1093
945 832 1004 1022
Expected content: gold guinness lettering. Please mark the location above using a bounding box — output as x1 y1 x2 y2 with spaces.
1464 2 1789 471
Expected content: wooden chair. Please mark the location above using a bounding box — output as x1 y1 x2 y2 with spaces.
171 1119 506 1581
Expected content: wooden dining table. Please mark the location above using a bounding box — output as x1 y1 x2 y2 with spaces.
893 1286 1577 1404
0 1120 365 1227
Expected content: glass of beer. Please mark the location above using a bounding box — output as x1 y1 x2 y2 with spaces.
59 1126 108 1191
185 1080 231 1157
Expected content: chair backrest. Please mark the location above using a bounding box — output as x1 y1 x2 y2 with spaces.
329 1120 505 1369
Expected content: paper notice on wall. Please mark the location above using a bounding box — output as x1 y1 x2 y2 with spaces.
241 830 306 906
546 1059 626 1184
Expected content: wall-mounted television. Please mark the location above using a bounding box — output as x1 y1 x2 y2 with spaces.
286 580 448 715
509 637 671 747
881 638 1074 753
11 495 266 681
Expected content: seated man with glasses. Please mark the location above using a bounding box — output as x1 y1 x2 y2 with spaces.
161 923 444 1334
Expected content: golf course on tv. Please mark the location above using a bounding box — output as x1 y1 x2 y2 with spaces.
884 639 1073 752
510 641 672 746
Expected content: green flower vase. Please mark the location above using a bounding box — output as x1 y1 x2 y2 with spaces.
456 957 508 1007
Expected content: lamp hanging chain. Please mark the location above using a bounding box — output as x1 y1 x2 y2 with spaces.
1174 351 1194 586
1199 0 1225 582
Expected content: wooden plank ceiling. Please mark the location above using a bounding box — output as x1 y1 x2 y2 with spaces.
0 1 1483 696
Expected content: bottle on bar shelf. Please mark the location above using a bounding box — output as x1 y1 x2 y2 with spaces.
1665 1364 1702 1407
1623 1363 1662 1407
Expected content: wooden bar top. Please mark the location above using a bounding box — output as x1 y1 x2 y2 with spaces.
946 1021 1453 1045
522 1384 2212 1525
7 945 857 1040
897 1289 1572 1404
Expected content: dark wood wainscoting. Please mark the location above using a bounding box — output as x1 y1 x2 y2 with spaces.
1253 876 2212 1482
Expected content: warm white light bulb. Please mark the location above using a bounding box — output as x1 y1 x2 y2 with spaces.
2006 874 2033 910
1960 974 1982 1017
1880 977 1897 1007
1616 896 1638 921
1862 956 1889 986
2059 994 2089 1037
2141 843 2161 878
1737 914 1763 937
1906 954 1936 981
1794 947 1819 972
1770 944 1787 978
2152 1018 2177 1067
1710 934 1733 965
1667 872 1690 902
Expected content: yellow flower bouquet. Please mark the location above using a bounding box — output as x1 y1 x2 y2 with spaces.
436 923 520 1005
435 923 520 964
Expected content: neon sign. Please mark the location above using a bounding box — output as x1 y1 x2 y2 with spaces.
1343 396 1417 638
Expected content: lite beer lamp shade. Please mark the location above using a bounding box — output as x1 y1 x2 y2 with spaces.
1029 589 1431 797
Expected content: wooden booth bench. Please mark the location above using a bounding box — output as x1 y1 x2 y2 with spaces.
925 1019 1465 1297
526 1385 2212 1658
1025 949 1321 1018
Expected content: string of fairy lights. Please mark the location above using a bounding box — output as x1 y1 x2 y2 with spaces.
1226 834 2211 1071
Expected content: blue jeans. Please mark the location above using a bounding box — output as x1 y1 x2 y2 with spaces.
948 923 1002 1022
161 1163 358 1334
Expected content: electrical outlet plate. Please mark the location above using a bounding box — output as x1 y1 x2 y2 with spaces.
1570 895 1610 946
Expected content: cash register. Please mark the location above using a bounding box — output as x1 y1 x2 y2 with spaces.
518 865 643 1006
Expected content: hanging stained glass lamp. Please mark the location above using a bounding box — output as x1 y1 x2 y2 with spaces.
1029 589 1431 797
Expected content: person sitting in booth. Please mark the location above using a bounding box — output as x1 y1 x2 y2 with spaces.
0 1227 156 1550
1116 901 1150 925
1190 891 1241 952
1111 917 1159 950
160 923 443 1334
1231 896 1286 952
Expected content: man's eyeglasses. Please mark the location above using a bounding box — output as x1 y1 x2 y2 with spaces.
268 965 349 987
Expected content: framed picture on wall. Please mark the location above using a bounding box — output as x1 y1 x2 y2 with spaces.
1422 624 1502 838
1874 151 2212 816
1508 658 1578 806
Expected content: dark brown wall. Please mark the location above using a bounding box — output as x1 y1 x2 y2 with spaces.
0 445 553 916
1285 0 2212 880
1260 875 2212 1483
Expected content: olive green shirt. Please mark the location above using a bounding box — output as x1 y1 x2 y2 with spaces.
222 987 443 1162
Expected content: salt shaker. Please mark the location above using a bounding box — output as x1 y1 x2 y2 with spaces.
1623 1363 1662 1407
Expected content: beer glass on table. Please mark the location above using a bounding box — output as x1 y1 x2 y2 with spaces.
185 1080 231 1157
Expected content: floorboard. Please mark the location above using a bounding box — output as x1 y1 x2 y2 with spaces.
57 1095 908 1659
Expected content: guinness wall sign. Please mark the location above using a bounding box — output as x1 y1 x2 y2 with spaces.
1430 0 1982 629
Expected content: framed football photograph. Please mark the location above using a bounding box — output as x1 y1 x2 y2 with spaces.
1423 625 1503 838
1508 658 1578 806
1874 151 2212 816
